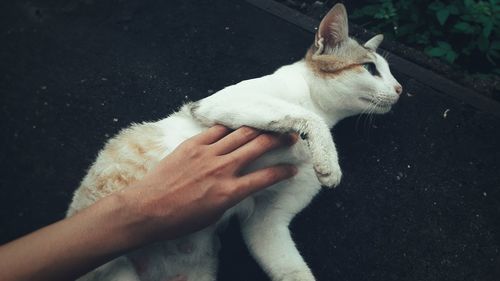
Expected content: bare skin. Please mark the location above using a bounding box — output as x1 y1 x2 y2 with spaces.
0 125 298 281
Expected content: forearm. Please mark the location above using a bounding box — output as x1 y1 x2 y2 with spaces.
0 126 297 281
0 193 141 281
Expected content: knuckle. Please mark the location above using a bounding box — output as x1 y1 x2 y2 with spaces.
181 142 203 158
221 157 236 167
208 164 225 177
208 160 233 177
239 126 259 138
213 124 230 135
226 154 242 166
264 168 280 182
181 138 196 148
211 186 233 205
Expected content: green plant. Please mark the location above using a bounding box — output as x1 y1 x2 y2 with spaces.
351 0 500 76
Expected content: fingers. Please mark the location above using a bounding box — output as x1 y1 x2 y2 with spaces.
228 133 295 167
211 126 261 155
231 164 297 201
191 125 231 145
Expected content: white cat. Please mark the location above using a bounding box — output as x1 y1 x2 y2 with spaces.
68 4 402 281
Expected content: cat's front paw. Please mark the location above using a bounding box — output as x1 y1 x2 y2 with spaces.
313 160 342 188
276 269 315 281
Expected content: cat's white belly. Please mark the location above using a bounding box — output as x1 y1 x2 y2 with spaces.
116 113 320 281
74 111 321 281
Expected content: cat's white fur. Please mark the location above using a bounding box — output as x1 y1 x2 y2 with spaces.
69 4 402 281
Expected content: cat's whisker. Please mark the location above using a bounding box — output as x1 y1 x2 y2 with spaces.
356 100 372 133
368 108 375 128
361 106 372 135
354 114 363 133
365 101 379 133
382 51 390 60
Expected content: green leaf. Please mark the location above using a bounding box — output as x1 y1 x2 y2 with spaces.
486 53 496 64
464 0 475 8
454 22 475 33
462 42 476 55
445 50 459 63
437 41 452 50
448 4 460 15
351 5 380 18
483 21 494 38
436 9 450 25
374 10 387 19
429 1 445 11
489 49 500 58
491 41 500 50
426 47 447 57
477 14 491 24
430 28 444 37
410 12 419 22
396 24 416 36
478 36 490 51
415 33 430 44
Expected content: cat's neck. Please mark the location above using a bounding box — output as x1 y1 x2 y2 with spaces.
273 61 353 127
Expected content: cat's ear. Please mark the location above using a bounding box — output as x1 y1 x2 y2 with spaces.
364 34 384 51
315 3 349 51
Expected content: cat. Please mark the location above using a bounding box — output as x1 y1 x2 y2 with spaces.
67 3 402 281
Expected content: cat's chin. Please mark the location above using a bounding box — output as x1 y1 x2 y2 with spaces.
358 97 395 113
374 105 392 114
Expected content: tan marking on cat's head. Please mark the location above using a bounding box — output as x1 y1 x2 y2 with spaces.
305 45 367 78
302 3 401 118
305 3 376 78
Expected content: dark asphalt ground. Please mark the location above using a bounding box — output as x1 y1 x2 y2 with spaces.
1 1 500 280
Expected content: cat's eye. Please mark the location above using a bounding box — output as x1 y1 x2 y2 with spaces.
363 63 380 76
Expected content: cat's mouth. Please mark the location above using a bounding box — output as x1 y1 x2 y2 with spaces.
359 97 394 108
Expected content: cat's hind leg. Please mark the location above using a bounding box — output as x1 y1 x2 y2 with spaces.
239 167 320 281
127 230 220 281
77 256 140 281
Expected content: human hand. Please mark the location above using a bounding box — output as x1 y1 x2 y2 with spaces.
0 125 297 281
119 125 298 244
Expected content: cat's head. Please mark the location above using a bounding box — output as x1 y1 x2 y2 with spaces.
305 3 402 117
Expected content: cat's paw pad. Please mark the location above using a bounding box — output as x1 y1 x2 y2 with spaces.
313 162 342 188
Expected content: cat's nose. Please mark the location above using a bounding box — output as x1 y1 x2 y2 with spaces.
394 84 403 95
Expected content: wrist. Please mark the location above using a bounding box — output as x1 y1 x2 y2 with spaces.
92 190 148 252
106 184 162 248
